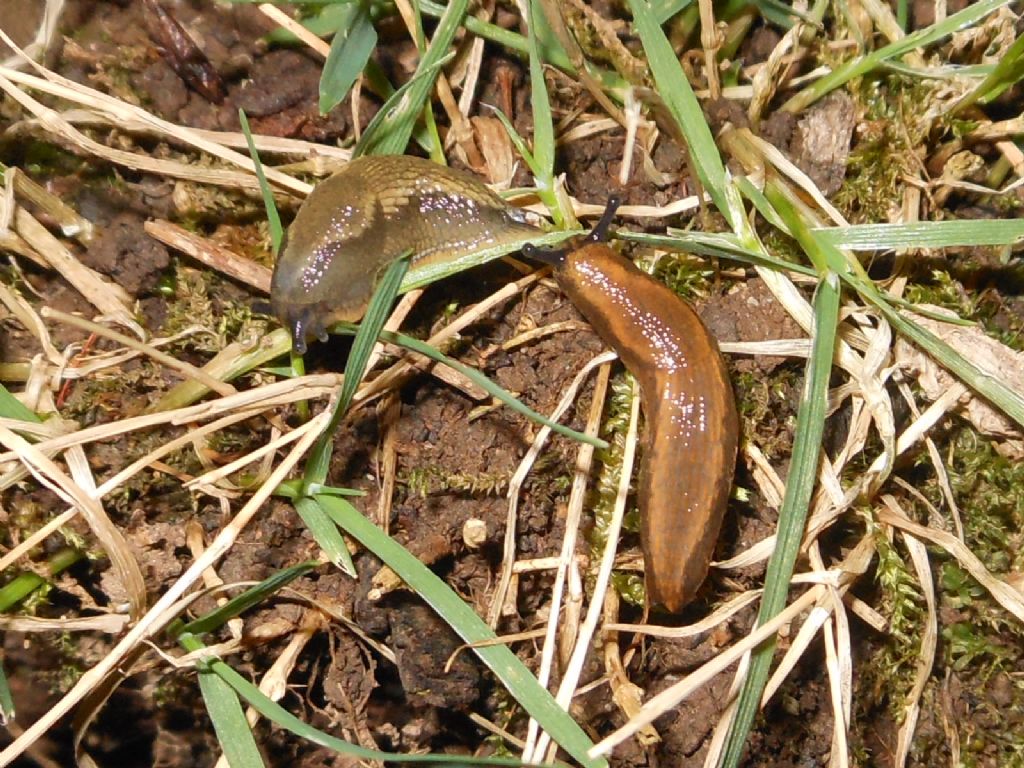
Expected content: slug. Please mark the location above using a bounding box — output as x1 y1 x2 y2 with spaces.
524 200 738 612
270 154 537 353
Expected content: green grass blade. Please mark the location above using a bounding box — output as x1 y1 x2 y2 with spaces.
0 572 46 612
304 256 409 486
0 548 86 611
719 181 841 767
315 494 609 768
527 2 554 184
175 561 320 637
418 0 579 76
719 273 840 768
180 634 265 768
354 0 468 156
782 0 1012 113
0 661 13 724
319 1 377 114
238 109 284 255
955 31 1024 110
398 228 576 290
197 673 264 768
276 481 364 499
616 230 817 276
352 53 451 157
329 323 608 449
490 107 538 170
294 496 357 574
626 0 736 230
522 3 564 223
0 383 41 422
813 219 1024 250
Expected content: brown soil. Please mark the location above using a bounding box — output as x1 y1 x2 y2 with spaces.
2 2 1023 768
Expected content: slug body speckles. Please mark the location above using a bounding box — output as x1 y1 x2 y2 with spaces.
270 154 537 352
550 243 738 612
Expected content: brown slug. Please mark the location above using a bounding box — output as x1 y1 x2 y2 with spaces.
524 199 738 612
270 154 537 353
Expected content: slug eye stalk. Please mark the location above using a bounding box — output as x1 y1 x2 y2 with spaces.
522 195 622 266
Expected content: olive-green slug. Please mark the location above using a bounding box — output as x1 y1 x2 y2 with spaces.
270 154 537 353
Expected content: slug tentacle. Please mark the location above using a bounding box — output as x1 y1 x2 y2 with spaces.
586 195 622 244
521 196 621 266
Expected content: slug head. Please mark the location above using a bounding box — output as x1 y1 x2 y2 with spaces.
522 195 622 267
269 191 378 354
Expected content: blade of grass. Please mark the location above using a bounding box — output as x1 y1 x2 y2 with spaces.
0 662 13 724
954 31 1024 112
174 560 320 637
194 643 550 766
354 0 468 156
813 219 1024 250
197 673 264 768
616 229 817 276
315 493 609 768
0 573 46 612
781 0 1012 113
352 52 452 157
329 323 608 450
0 548 87 612
294 496 356 574
180 634 265 768
626 0 736 230
303 255 410 487
403 229 574 291
0 383 41 423
525 1 562 223
319 0 377 114
527 2 554 179
419 0 579 75
718 183 841 768
238 109 284 255
719 273 840 768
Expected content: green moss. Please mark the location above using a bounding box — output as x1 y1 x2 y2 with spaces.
904 269 977 317
904 267 1024 352
160 263 270 356
651 251 713 300
868 427 1024 765
588 372 644 603
832 77 933 224
401 465 511 497
947 429 1024 574
860 513 925 722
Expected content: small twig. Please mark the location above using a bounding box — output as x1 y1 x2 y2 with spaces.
145 220 273 294
258 4 330 57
